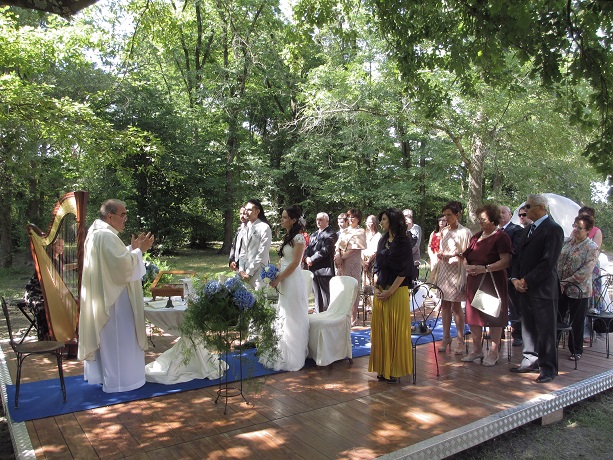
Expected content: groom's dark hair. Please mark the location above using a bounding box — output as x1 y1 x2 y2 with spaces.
246 199 268 224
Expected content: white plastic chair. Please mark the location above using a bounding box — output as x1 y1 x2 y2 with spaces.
307 276 358 366
301 270 315 312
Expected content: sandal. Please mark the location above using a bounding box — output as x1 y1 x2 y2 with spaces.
454 340 465 355
482 351 499 367
461 352 484 363
438 338 452 353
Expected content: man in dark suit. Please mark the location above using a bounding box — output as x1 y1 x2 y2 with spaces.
500 205 524 347
305 212 338 312
510 194 564 383
229 206 248 271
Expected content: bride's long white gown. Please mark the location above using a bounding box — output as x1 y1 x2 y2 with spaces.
260 234 309 371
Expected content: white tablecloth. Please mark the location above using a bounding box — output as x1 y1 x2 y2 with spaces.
143 297 227 384
144 298 188 335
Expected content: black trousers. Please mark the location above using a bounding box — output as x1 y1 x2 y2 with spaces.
557 294 588 355
519 295 558 377
313 275 332 313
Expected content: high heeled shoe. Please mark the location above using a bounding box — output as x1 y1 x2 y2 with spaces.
461 351 484 363
482 351 499 367
438 338 452 353
454 340 465 355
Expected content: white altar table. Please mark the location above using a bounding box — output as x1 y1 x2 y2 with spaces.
143 297 227 384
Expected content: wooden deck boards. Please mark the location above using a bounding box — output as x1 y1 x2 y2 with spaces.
4 327 613 459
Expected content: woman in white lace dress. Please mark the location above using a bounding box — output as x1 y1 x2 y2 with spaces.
260 205 309 371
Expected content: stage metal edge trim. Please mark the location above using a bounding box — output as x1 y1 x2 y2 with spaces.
378 369 613 460
0 341 36 460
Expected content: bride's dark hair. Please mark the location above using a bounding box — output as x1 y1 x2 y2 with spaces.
278 205 303 258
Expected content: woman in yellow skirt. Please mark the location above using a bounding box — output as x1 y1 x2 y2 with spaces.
368 208 413 383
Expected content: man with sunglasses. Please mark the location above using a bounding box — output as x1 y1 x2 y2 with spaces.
510 194 564 383
518 206 533 227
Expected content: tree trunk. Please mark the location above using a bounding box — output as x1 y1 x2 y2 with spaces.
0 171 13 268
467 134 486 227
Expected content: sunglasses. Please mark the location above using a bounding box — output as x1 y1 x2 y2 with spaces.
518 213 527 217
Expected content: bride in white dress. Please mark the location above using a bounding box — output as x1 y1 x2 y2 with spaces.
259 205 309 371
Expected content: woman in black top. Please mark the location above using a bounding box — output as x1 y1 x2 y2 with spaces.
368 208 413 383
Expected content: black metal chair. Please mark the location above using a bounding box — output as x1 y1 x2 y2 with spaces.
557 282 583 370
587 274 613 358
359 285 374 325
411 282 443 384
1 297 67 408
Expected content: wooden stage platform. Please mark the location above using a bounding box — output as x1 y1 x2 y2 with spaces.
2 320 613 460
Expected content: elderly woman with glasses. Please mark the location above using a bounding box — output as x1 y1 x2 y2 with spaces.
557 215 600 361
462 203 513 366
335 208 367 324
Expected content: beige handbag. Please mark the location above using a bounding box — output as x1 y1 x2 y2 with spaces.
471 271 501 317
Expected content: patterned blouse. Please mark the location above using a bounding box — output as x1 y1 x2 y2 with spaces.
557 236 600 298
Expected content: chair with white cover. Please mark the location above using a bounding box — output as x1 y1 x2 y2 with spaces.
308 276 358 366
301 270 315 313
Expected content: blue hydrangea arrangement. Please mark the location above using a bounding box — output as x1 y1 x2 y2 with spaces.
181 275 279 361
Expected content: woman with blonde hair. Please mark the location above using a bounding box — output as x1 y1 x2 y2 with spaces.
363 214 381 289
335 208 367 324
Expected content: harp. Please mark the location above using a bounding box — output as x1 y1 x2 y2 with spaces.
26 191 88 353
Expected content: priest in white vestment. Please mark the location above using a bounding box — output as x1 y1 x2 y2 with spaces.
78 199 154 393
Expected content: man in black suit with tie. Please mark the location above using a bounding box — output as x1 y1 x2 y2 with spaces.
229 206 247 271
510 194 564 383
304 212 338 312
500 205 523 346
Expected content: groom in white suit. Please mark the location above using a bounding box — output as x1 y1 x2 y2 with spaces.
238 199 272 289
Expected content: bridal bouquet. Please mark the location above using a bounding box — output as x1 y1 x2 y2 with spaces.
260 263 280 299
260 264 279 284
180 275 279 363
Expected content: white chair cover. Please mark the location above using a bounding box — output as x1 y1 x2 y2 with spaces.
301 270 315 312
307 276 358 366
411 283 441 312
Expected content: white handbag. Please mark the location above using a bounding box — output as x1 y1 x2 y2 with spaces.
471 271 501 317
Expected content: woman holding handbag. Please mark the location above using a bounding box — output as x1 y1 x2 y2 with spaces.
462 204 513 366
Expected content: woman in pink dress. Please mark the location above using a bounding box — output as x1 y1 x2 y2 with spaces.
335 208 366 324
462 204 513 366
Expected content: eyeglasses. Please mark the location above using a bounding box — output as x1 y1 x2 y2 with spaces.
111 212 128 219
478 218 490 223
572 224 586 230
518 213 527 217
